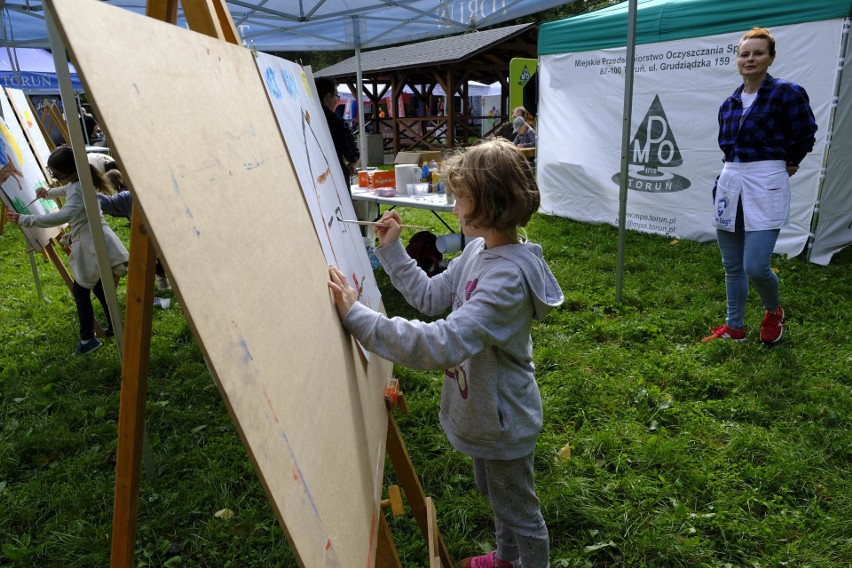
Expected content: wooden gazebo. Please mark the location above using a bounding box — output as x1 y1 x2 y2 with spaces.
315 23 537 154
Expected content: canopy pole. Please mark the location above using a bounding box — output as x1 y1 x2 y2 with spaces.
806 17 850 261
353 17 367 168
356 46 367 165
615 0 638 304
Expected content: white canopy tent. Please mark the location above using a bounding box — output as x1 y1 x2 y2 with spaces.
2 1 574 51
538 0 852 267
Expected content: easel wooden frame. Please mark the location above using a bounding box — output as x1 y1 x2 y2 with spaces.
38 99 68 147
104 1 453 566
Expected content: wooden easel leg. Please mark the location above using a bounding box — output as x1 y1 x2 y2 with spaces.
386 412 454 567
427 497 442 568
110 204 157 567
44 239 74 289
0 201 6 235
375 512 403 568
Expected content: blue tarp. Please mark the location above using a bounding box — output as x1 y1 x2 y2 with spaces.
0 48 82 93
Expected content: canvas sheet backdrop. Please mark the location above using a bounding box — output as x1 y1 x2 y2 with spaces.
810 25 852 266
0 87 62 250
50 0 393 565
255 52 380 314
537 20 842 257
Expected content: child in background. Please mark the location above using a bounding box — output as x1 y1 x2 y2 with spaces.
6 145 129 355
97 168 171 292
328 138 563 568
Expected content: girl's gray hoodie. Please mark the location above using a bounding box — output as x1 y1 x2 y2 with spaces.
343 237 564 460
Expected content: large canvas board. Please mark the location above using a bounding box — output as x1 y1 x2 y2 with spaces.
0 88 62 250
256 53 381 313
49 0 392 565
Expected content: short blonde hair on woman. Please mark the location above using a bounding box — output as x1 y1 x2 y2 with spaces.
740 27 775 57
443 138 539 231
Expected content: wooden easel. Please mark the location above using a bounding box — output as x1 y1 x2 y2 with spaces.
107 1 453 566
378 380 453 567
0 188 108 333
38 99 68 147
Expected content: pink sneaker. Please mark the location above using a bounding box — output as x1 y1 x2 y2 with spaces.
702 324 746 343
457 551 516 568
760 306 785 344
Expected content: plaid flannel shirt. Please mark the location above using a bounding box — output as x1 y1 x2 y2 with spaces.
718 74 817 166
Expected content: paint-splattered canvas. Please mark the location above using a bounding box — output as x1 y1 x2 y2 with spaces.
256 53 381 313
0 88 62 250
6 87 53 169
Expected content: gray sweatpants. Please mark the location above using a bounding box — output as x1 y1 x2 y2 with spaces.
473 453 550 568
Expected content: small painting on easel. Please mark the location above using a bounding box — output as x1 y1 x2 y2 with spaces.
0 89 63 250
256 53 381 314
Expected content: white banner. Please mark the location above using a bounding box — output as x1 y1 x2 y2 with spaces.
538 21 842 256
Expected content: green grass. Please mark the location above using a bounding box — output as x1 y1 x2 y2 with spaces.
1 211 850 567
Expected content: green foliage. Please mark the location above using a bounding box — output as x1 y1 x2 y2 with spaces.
1 210 850 566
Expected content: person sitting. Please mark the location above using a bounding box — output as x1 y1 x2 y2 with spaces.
513 118 536 148
495 106 527 142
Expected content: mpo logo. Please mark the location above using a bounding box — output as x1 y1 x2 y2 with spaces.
612 95 691 192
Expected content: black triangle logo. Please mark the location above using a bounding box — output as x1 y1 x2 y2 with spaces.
629 95 683 173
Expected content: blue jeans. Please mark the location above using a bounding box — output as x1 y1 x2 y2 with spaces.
715 201 780 329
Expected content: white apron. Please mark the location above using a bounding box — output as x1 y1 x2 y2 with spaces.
713 160 789 232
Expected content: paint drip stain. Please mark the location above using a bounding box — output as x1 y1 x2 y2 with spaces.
240 339 252 363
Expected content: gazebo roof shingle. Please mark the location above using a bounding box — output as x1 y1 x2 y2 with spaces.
315 23 536 78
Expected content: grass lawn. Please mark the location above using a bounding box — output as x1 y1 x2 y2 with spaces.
0 209 849 567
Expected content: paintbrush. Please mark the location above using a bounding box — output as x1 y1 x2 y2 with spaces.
339 219 432 231
23 195 43 207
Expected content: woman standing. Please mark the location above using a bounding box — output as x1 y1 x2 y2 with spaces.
703 27 817 345
6 146 129 355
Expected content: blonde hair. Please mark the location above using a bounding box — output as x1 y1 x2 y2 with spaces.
443 138 539 231
740 27 775 57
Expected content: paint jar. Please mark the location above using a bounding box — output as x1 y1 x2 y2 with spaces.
436 233 465 254
408 182 429 196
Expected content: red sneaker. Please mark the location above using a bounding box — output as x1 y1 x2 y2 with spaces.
702 324 746 343
760 306 785 344
457 551 516 568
